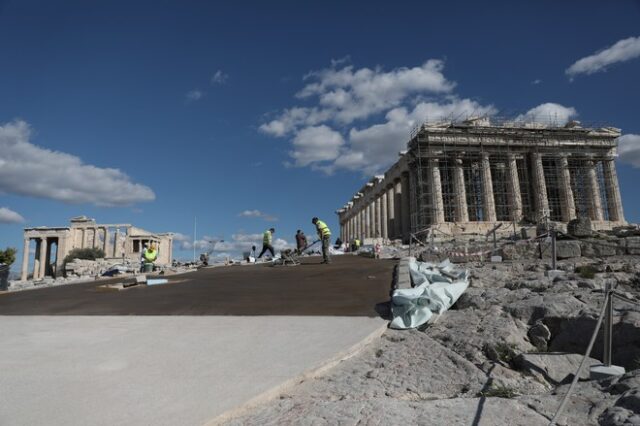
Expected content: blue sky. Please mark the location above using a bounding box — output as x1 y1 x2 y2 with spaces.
1 0 640 264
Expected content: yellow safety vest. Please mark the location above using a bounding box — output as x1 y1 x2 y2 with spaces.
316 220 331 237
144 248 157 263
355 239 360 247
263 230 272 245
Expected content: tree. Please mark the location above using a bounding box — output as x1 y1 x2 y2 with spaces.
0 247 17 265
63 247 105 264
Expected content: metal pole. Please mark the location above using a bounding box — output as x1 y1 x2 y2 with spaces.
604 281 613 366
193 216 197 263
551 229 557 270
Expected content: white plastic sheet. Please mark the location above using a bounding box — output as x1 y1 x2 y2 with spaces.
390 259 469 330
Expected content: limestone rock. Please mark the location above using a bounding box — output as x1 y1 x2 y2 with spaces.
580 239 621 257
228 395 550 426
514 352 600 385
625 237 640 255
528 321 551 351
567 217 592 237
556 240 582 259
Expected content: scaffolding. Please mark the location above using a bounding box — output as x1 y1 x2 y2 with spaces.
407 116 618 238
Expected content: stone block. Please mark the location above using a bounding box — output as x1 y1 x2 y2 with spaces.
567 217 592 237
521 227 537 240
555 241 581 259
580 239 620 257
490 255 502 263
625 237 640 255
546 270 565 280
515 352 600 385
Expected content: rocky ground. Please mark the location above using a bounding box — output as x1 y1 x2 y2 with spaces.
226 254 640 425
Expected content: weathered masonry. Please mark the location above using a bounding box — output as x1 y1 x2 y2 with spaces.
336 118 626 243
20 216 174 281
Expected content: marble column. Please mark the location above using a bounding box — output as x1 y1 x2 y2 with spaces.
401 172 411 241
369 202 375 238
394 179 402 238
113 228 120 257
351 214 355 240
532 152 550 222
374 196 382 238
506 154 523 222
103 227 110 257
453 157 469 222
557 155 576 222
33 239 41 280
380 191 388 239
351 214 356 241
386 185 395 239
21 238 30 281
481 153 497 222
603 158 624 222
430 158 445 224
586 159 604 221
38 237 47 279
364 204 371 238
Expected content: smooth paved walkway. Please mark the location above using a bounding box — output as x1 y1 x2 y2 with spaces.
0 256 393 425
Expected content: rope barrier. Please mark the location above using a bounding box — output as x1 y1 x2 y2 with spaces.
612 291 640 307
549 290 611 425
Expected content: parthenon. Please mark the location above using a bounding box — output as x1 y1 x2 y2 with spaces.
20 216 174 281
336 118 626 243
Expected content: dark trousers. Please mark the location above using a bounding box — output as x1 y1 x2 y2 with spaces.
258 244 274 258
321 235 331 263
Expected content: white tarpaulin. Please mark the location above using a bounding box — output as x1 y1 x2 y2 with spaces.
390 259 469 330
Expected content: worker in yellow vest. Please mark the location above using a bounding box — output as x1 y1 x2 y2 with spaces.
257 228 275 259
312 217 332 264
143 242 158 272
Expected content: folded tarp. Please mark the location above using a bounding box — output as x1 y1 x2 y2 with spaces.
390 259 469 330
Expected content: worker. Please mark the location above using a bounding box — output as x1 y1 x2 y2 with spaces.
143 242 158 272
351 238 361 252
334 237 343 249
257 228 275 259
295 230 308 254
312 217 331 264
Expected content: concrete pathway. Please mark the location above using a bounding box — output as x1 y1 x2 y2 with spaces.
0 316 385 426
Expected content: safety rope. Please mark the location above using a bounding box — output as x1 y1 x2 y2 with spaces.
549 289 611 425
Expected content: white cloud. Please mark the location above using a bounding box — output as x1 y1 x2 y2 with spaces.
186 90 204 101
290 125 344 167
514 103 577 126
260 60 454 138
260 59 590 175
0 120 155 206
259 107 331 137
531 79 542 85
296 59 455 124
342 99 497 174
618 134 640 168
566 36 640 78
211 70 229 84
0 207 25 224
238 209 278 221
